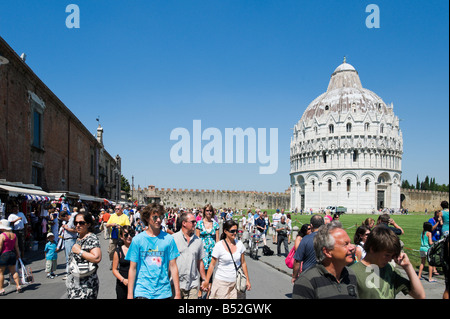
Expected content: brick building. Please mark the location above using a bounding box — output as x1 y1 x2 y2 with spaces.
0 35 120 201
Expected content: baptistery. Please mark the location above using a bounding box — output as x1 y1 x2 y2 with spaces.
290 59 403 214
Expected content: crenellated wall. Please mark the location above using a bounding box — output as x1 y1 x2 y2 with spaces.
133 186 290 210
400 189 449 212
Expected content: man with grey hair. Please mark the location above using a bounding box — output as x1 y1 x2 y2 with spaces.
172 212 206 299
292 221 359 299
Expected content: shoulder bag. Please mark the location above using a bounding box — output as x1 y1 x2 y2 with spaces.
69 236 97 278
223 240 247 293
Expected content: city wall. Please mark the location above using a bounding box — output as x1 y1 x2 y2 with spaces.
400 188 449 212
134 186 290 210
133 186 448 213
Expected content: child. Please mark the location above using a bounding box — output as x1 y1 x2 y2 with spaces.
418 222 435 282
134 218 143 234
44 232 58 279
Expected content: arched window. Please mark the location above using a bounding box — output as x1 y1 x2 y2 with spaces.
314 126 318 135
322 151 327 163
329 124 334 134
347 179 351 192
328 179 332 191
353 150 358 162
312 180 315 192
364 123 370 131
346 123 352 133
380 124 384 133
365 179 370 192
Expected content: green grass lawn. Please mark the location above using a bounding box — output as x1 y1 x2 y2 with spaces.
236 210 438 270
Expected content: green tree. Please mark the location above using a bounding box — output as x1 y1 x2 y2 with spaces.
121 175 130 197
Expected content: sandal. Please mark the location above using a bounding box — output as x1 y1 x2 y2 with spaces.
0 289 6 296
429 279 437 283
16 286 23 293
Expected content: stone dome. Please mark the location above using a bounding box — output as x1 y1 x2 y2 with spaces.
300 61 390 123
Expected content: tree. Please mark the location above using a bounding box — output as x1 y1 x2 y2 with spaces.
401 179 411 189
121 175 130 197
416 175 420 190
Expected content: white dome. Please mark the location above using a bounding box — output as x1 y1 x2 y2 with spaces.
299 61 389 122
333 62 356 73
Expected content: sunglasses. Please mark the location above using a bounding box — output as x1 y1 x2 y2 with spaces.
151 215 163 222
227 229 238 234
186 220 197 224
123 232 135 238
74 221 86 226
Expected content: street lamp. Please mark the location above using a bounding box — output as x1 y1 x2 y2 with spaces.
113 168 119 202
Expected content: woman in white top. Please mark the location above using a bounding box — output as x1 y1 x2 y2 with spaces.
353 225 370 262
201 220 251 299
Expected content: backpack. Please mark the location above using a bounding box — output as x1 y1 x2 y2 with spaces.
427 236 447 267
262 245 274 256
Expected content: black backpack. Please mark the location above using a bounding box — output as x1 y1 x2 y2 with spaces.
263 245 274 256
427 235 448 267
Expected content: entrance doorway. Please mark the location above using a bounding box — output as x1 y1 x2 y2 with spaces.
377 190 385 210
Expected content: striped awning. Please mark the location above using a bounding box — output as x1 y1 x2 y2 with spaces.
0 184 55 199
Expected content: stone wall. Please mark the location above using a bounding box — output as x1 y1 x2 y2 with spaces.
134 186 448 213
400 188 449 212
134 186 290 210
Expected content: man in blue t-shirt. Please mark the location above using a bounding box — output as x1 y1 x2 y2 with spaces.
291 214 324 283
126 203 180 299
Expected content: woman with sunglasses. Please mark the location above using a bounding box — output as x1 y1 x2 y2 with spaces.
112 225 134 299
196 204 220 297
66 211 102 299
201 220 251 299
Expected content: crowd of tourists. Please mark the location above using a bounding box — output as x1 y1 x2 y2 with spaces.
0 200 448 300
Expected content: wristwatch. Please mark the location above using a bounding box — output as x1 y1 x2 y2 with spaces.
78 250 85 258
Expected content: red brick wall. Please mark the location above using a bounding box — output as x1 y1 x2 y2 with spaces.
1 36 115 196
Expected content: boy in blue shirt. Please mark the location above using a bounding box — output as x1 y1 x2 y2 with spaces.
44 232 58 279
126 203 181 299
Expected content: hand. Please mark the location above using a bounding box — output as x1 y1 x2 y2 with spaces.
246 280 251 291
394 252 411 269
72 243 82 255
201 281 209 292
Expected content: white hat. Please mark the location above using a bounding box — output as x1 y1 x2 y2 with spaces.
47 232 55 238
0 219 12 231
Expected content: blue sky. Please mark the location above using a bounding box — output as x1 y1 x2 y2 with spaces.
1 0 448 192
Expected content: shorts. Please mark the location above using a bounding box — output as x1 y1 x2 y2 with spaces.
419 250 427 258
209 278 238 299
0 251 16 266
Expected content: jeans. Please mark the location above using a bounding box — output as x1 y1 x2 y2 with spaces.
64 238 77 272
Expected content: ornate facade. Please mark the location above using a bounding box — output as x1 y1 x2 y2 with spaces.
290 60 403 213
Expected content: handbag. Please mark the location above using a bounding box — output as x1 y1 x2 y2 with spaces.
68 237 97 278
285 246 296 269
224 240 247 293
16 258 34 285
69 256 97 278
